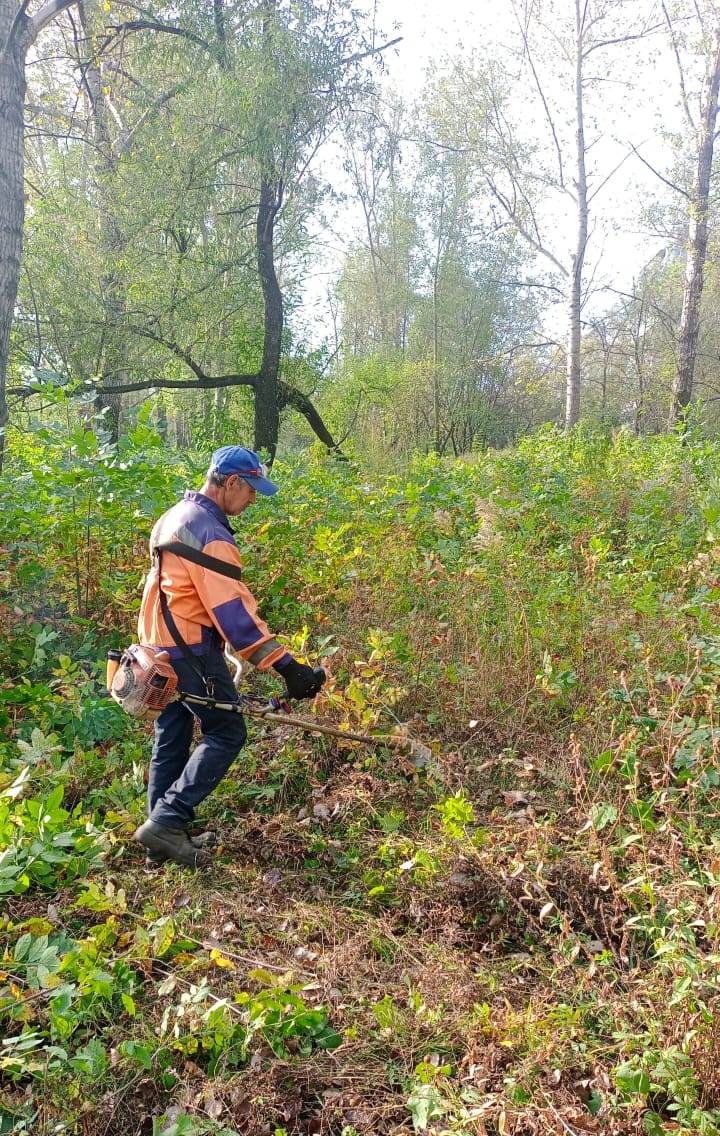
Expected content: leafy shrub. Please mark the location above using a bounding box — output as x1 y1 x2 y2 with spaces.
0 780 105 895
160 974 341 1074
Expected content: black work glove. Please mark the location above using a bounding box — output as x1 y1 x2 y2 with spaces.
274 658 326 700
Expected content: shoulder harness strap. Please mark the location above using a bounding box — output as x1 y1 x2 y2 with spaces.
154 547 212 693
155 540 242 581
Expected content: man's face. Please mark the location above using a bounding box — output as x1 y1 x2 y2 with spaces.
222 475 257 515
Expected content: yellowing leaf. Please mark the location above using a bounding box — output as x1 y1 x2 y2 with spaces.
16 918 53 936
152 918 175 958
210 948 235 970
247 967 275 985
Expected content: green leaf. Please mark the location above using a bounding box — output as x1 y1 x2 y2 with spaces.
590 749 613 772
590 802 618 832
121 993 136 1017
406 1083 445 1132
13 934 33 963
615 1062 650 1096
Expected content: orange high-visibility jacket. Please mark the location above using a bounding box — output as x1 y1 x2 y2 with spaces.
138 490 290 671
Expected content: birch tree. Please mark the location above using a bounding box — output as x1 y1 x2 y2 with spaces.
432 1 658 429
662 0 720 423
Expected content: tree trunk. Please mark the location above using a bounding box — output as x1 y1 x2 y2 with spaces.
174 405 188 448
155 394 168 439
213 385 228 442
254 174 281 460
566 0 588 430
0 0 29 473
78 0 125 441
432 169 445 453
669 26 720 425
213 0 226 67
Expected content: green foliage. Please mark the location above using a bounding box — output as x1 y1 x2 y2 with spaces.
152 1117 244 1136
4 424 720 1131
160 975 340 1073
406 1080 446 1131
0 780 105 896
0 413 186 625
434 792 476 840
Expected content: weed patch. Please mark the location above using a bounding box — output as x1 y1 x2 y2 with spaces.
4 425 720 1133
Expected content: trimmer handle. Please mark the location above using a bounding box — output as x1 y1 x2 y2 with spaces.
270 666 326 712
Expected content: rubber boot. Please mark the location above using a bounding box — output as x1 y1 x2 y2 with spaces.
134 820 212 868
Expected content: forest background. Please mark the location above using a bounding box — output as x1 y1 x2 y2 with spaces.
3 0 720 458
6 2 720 1136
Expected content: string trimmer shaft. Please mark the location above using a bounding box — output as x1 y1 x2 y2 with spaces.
177 689 431 766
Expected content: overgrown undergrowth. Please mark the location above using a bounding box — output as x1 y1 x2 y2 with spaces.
3 422 720 1134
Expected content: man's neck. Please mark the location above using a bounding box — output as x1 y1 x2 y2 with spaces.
199 483 226 513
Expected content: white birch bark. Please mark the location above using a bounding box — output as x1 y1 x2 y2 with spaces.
566 0 589 429
670 23 720 423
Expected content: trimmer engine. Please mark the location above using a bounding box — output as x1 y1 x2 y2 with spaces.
107 645 178 719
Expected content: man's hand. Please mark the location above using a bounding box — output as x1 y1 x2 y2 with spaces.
275 658 325 700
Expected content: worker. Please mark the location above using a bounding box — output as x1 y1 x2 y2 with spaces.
133 445 325 867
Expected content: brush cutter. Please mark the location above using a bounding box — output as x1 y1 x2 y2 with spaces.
106 646 431 766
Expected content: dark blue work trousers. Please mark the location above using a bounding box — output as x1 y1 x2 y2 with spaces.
148 647 247 829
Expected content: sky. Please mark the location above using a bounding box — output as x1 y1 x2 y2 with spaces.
301 0 688 345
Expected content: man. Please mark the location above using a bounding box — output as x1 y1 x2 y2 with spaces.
133 445 324 867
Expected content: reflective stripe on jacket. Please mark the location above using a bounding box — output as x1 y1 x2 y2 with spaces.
137 490 289 670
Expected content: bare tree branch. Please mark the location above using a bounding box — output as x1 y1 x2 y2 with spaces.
103 19 220 62
511 0 565 187
499 278 566 295
486 179 569 277
661 0 696 132
29 0 77 42
630 142 691 199
124 326 259 389
582 25 663 59
341 34 402 66
93 372 258 394
587 141 638 204
279 380 346 455
8 372 258 399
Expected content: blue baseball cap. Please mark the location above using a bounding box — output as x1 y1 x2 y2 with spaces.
210 446 279 496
